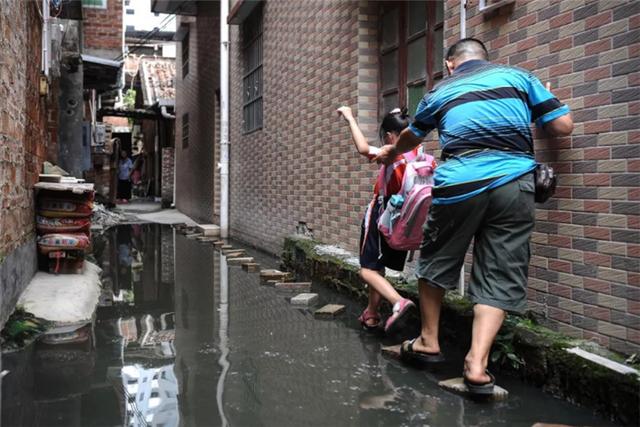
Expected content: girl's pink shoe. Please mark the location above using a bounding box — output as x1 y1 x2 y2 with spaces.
384 298 415 334
358 308 381 331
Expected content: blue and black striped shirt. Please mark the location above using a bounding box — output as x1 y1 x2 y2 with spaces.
409 60 570 204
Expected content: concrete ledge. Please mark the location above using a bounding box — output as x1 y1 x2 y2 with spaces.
282 235 640 425
17 261 102 330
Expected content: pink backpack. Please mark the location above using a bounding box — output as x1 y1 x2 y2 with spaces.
377 152 436 251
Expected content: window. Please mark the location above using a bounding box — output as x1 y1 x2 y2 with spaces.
379 1 444 118
182 113 189 148
82 0 107 8
242 5 263 133
126 9 134 15
182 31 190 78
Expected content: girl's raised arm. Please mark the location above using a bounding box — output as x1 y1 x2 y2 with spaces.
337 106 377 159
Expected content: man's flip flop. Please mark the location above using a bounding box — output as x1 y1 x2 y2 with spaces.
400 338 445 364
463 370 495 395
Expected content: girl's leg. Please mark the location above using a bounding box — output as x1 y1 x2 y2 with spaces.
360 268 403 306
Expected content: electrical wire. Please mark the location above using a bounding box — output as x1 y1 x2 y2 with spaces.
114 0 187 61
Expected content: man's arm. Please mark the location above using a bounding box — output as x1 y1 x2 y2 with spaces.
543 113 573 137
372 128 423 164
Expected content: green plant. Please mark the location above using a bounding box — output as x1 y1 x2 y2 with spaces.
0 306 49 349
123 89 136 110
491 330 526 370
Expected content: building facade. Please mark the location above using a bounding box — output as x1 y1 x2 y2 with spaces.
0 1 54 328
171 0 639 355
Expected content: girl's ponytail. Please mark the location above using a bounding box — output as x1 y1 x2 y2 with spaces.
379 107 412 140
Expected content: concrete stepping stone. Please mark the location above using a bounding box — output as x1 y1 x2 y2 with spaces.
314 304 345 318
223 249 246 257
259 269 292 284
221 245 234 250
197 224 220 237
290 293 318 306
263 279 279 286
275 282 311 292
226 257 254 266
186 233 202 239
213 241 226 248
438 377 508 401
381 345 402 359
242 263 260 272
197 236 217 242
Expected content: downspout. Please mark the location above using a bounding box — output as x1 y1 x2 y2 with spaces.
42 0 50 77
219 0 230 238
458 0 467 296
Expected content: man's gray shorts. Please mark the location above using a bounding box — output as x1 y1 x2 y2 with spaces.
416 173 535 313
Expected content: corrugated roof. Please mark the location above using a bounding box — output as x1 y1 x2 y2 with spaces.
139 58 176 107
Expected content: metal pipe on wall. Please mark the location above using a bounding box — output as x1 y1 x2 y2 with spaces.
219 0 230 238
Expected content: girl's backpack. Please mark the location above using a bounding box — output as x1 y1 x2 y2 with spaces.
377 152 436 251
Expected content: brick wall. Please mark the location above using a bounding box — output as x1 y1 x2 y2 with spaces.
442 0 639 355
229 0 376 255
82 0 123 58
0 0 52 326
175 4 219 223
162 147 174 205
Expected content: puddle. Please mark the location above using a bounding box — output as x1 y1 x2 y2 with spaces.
1 224 620 426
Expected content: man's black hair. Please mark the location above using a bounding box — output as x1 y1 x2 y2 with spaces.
446 38 489 61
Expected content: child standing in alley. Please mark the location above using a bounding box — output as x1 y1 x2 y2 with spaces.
337 106 417 334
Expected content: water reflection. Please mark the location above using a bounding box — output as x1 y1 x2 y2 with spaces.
1 224 621 427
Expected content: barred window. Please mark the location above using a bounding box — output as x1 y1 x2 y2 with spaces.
379 1 444 118
82 0 107 9
182 113 189 149
242 5 263 134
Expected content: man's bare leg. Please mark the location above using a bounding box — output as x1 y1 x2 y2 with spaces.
464 304 505 383
407 279 445 354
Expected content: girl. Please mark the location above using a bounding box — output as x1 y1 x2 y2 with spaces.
337 106 416 334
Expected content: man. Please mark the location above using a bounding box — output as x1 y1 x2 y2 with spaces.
374 38 573 394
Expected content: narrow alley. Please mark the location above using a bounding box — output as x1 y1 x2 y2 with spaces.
1 0 639 426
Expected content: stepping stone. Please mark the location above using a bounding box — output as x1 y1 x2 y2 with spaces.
275 282 311 292
221 245 233 250
314 304 345 318
290 293 318 306
213 241 226 248
186 233 202 239
197 236 217 242
259 269 292 283
242 263 260 272
263 279 279 286
223 249 246 257
226 257 254 266
197 224 220 237
438 377 509 401
381 345 402 359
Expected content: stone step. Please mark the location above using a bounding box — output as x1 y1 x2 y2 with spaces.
186 233 202 239
438 377 508 401
259 269 292 284
196 236 217 242
290 293 318 306
197 224 220 237
222 249 246 257
221 245 234 250
381 345 401 359
226 257 254 266
314 304 345 318
213 241 226 248
275 282 311 292
242 263 260 273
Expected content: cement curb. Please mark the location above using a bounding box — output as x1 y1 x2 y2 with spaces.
282 235 639 426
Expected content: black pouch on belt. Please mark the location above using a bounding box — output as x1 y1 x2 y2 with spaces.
534 163 557 203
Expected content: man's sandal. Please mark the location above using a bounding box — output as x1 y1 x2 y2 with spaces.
400 338 445 364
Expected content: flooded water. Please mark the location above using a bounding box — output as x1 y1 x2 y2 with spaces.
2 224 620 427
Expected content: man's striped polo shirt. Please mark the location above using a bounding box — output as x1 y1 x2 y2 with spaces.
409 59 570 205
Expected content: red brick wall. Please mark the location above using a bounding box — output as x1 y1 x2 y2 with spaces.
83 0 123 56
0 0 50 257
447 0 639 355
175 5 220 223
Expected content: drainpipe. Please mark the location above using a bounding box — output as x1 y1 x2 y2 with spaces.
160 106 175 119
460 0 467 39
42 0 50 77
219 0 230 238
458 0 466 296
